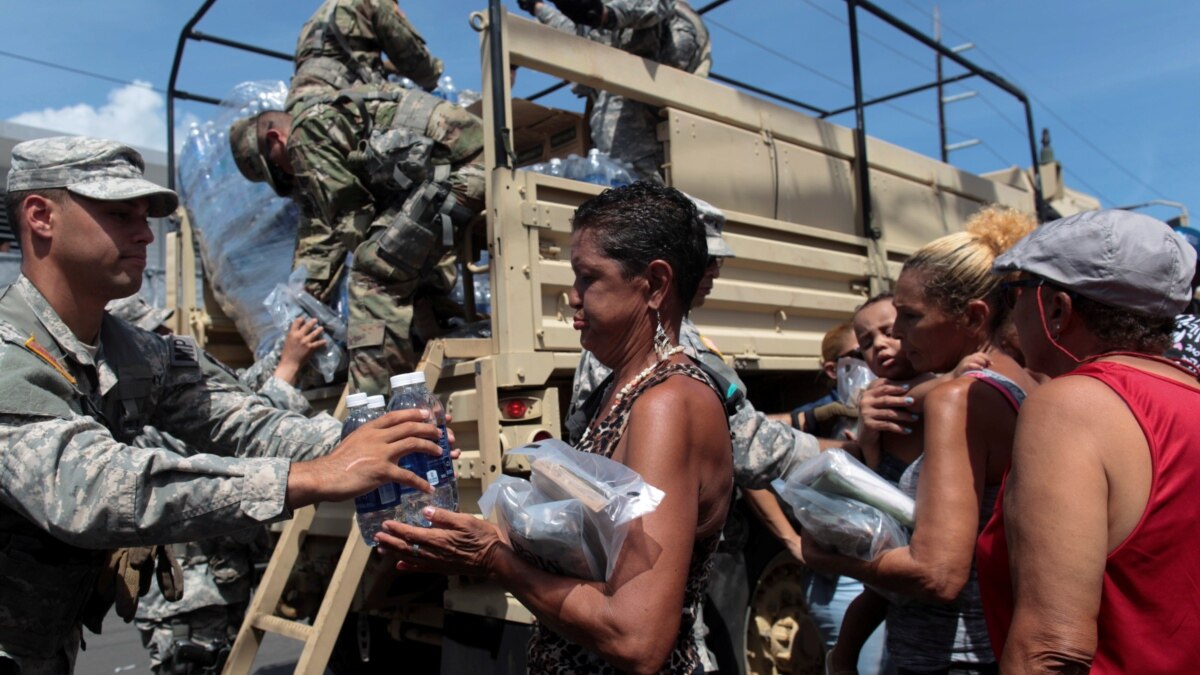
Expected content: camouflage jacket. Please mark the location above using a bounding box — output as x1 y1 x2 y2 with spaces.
567 318 819 489
535 0 674 59
287 84 483 293
0 276 340 667
134 346 331 620
288 0 443 115
236 343 314 416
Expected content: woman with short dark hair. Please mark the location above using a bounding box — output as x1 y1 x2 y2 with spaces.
376 182 734 674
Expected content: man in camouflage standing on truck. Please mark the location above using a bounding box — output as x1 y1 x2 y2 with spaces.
518 0 711 181
231 0 486 396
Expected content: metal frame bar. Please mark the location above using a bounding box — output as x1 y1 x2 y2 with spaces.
166 0 292 190
846 0 1046 218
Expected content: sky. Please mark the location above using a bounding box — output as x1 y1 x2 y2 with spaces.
1 1 1197 224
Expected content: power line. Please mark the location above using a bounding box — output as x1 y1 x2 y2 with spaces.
0 48 162 94
707 18 848 91
889 4 1168 202
797 0 935 75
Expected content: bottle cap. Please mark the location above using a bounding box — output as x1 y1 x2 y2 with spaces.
388 372 427 389
346 392 369 408
366 395 386 409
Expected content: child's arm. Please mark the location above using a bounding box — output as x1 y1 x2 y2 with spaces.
828 588 889 673
274 317 327 386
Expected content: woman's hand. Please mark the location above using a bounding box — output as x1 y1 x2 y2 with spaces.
859 379 917 437
376 507 505 577
800 534 850 577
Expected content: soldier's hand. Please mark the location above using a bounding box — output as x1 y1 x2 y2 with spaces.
516 0 540 14
551 0 606 28
286 410 444 509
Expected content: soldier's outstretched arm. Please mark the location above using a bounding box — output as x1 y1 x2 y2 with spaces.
148 335 341 461
372 0 443 90
533 2 578 32
0 408 441 548
729 398 822 490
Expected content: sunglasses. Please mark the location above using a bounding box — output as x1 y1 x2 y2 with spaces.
706 256 725 269
1000 277 1044 309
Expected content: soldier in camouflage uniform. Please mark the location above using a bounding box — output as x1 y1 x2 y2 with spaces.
0 137 446 674
519 0 711 181
105 301 330 672
227 0 483 397
230 91 485 396
287 0 443 116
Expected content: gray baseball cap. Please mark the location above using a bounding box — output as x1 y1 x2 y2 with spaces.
106 295 174 332
993 209 1196 318
691 196 735 258
6 136 179 218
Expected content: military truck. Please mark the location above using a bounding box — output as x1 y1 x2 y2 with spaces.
161 2 1078 673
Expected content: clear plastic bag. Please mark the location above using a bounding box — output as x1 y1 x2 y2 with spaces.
771 481 909 561
788 448 915 527
478 439 664 581
836 356 877 406
262 267 348 383
176 80 351 357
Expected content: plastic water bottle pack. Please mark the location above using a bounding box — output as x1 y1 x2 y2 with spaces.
524 150 635 187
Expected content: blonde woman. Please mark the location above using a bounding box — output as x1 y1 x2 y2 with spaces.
803 206 1039 674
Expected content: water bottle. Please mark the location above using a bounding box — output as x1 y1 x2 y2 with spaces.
546 157 565 177
347 394 391 545
387 373 435 525
563 153 584 181
433 75 458 105
409 373 459 513
457 88 481 108
583 149 608 185
607 158 635 187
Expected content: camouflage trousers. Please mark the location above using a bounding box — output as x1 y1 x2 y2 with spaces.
589 90 665 183
347 231 468 396
135 603 245 673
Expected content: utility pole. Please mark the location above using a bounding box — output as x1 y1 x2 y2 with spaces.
935 6 978 162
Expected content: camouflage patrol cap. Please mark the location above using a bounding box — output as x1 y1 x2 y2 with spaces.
106 294 174 332
691 196 735 258
229 112 281 193
6 136 178 217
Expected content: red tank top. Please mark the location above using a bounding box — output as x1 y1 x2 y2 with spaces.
976 360 1200 671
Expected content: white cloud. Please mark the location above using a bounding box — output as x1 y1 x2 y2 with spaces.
9 81 198 152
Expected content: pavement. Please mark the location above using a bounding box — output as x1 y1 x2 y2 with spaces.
73 616 312 675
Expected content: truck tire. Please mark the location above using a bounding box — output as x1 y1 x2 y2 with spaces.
440 611 532 674
327 612 440 675
704 497 826 675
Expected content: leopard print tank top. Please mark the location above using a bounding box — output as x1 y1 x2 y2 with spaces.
526 361 724 674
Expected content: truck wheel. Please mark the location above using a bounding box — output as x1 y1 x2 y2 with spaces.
327 612 440 675
703 498 826 675
745 552 826 674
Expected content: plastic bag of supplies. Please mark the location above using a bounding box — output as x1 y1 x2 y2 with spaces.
478 439 664 581
263 266 348 383
788 448 916 527
771 480 910 561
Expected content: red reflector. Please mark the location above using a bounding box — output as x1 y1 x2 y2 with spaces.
532 430 553 442
503 399 530 419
